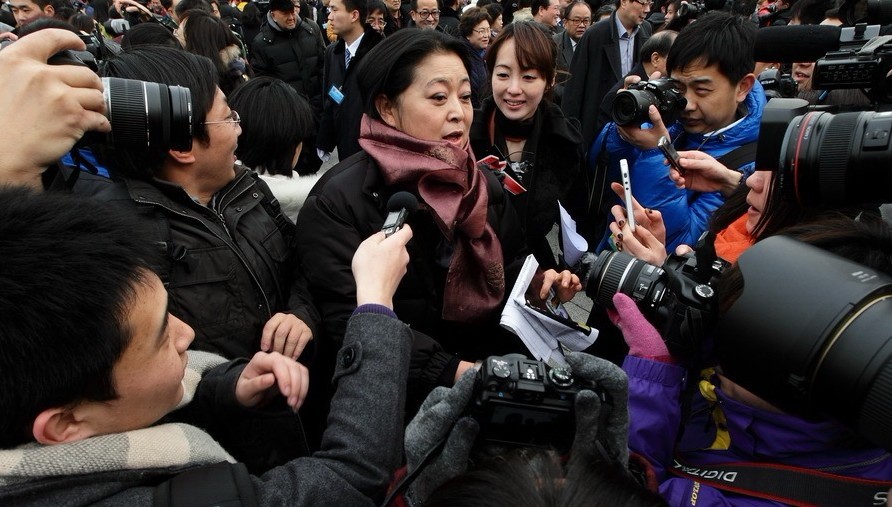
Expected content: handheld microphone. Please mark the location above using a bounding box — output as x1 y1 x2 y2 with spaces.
382 191 419 237
753 25 841 63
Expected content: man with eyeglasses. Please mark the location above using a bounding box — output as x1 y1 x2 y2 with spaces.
81 47 322 389
552 0 591 104
561 0 652 147
409 0 439 30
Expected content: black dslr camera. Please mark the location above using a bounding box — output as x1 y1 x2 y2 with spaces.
470 354 599 454
612 78 687 127
758 68 798 99
579 235 729 362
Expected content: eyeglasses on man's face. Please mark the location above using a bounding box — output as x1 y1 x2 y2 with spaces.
203 109 241 126
631 0 654 6
567 16 591 24
415 9 440 18
367 16 387 26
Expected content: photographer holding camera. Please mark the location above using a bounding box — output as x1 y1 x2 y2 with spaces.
0 28 109 188
589 11 764 255
603 214 892 506
390 352 665 506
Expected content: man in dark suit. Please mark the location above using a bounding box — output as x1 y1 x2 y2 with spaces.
316 0 383 160
553 0 592 105
561 0 652 147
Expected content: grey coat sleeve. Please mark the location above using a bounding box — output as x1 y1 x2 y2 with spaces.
252 312 414 506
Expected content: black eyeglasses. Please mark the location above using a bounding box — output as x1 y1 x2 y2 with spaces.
567 16 591 24
202 109 241 126
415 9 440 18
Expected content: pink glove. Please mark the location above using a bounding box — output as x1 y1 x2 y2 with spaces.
607 293 672 362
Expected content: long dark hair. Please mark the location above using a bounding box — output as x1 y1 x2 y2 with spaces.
182 9 247 95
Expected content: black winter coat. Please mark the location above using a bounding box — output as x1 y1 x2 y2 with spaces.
82 168 320 360
296 151 529 409
561 11 651 146
471 99 591 268
251 17 326 112
316 28 384 159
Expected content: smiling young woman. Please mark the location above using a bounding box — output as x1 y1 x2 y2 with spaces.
470 22 591 269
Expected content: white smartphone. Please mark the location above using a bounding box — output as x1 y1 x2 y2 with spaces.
619 159 636 232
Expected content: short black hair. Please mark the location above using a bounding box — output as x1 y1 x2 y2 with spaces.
532 0 551 16
229 76 315 177
410 0 441 13
99 46 219 179
789 0 834 24
0 189 160 449
459 6 491 37
342 0 369 22
666 11 755 86
121 22 181 49
175 0 212 19
425 449 666 507
483 2 503 20
357 28 471 120
639 28 675 60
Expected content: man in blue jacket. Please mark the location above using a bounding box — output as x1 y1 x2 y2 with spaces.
591 11 764 253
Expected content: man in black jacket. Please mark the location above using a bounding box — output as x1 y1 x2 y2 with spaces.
561 0 652 146
250 0 326 114
316 0 382 160
85 46 321 364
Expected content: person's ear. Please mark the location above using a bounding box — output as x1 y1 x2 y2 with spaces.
167 148 196 164
736 73 755 103
44 4 55 15
375 94 400 129
350 8 359 23
32 406 94 445
650 51 661 68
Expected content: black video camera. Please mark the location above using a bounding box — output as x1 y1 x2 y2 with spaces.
470 354 600 454
578 234 729 362
811 24 892 103
612 78 687 127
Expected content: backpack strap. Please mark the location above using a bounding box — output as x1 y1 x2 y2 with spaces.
153 461 258 507
670 454 892 506
715 142 758 171
249 171 298 249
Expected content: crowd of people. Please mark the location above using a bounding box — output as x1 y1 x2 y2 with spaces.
1 0 892 504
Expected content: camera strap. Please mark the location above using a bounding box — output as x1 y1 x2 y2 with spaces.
714 142 757 172
669 454 892 506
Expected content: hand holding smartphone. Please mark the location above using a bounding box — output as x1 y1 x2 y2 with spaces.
619 158 636 232
658 136 684 175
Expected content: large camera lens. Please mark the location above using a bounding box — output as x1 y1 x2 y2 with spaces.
587 251 666 310
613 89 658 126
716 236 892 451
778 110 892 208
98 77 193 152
